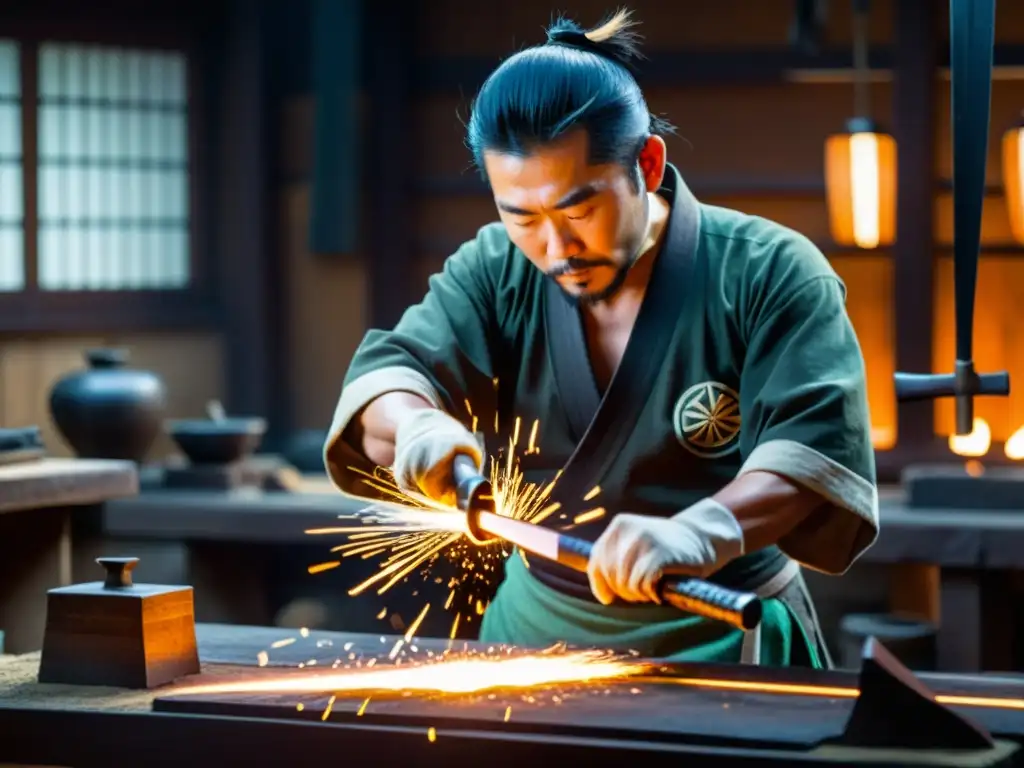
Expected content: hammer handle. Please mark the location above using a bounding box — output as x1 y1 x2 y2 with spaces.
894 371 1009 402
557 535 763 632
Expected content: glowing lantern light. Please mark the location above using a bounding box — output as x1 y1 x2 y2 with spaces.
825 117 898 249
948 417 991 458
1002 118 1024 245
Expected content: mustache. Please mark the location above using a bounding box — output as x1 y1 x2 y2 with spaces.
545 257 617 277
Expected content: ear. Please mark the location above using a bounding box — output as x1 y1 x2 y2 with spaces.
637 135 667 193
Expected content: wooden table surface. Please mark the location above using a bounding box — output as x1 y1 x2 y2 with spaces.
2 623 1023 768
0 457 138 514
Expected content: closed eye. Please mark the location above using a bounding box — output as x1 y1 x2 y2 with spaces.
567 208 593 221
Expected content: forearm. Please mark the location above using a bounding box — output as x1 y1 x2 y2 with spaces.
711 470 823 553
344 391 437 467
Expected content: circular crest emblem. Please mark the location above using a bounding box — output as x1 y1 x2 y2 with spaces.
673 381 741 458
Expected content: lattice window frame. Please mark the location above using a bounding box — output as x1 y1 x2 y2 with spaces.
0 30 215 333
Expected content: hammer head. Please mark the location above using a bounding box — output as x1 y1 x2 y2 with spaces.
893 360 1010 435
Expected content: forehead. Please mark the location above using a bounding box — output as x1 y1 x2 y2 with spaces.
483 131 603 200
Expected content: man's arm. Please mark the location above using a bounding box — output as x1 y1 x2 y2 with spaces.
712 470 821 554
731 265 878 575
588 256 877 604
324 230 503 496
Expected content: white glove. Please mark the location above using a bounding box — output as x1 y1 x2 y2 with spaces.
587 498 745 605
392 407 483 506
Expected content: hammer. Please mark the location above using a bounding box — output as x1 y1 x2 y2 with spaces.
450 454 763 641
894 0 1010 431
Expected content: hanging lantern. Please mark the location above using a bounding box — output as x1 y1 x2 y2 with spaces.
825 119 898 250
1003 117 1024 245
824 0 898 251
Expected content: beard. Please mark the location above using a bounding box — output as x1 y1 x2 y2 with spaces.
546 251 637 305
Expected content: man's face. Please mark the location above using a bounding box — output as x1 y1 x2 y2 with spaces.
483 131 665 303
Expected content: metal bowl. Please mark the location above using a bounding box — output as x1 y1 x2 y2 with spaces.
165 417 267 466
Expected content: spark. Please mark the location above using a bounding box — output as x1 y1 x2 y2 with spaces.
526 419 540 454
573 507 606 525
404 603 431 642
308 561 340 574
427 727 437 742
583 485 601 501
270 638 296 649
322 695 336 720
375 607 387 620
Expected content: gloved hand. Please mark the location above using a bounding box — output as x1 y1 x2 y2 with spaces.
392 407 483 507
587 498 745 605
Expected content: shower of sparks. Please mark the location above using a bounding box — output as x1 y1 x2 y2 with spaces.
303 384 610 647
169 647 649 698
304 404 604 641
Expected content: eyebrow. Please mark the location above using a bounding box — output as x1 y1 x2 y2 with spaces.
495 184 600 217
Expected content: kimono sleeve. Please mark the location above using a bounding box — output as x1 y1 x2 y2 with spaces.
324 233 502 493
737 270 879 575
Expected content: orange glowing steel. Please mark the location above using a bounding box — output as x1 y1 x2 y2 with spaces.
170 651 648 698
645 676 1024 711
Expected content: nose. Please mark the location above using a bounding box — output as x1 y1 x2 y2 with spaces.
543 220 582 262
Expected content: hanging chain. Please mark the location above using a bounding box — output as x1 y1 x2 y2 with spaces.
852 0 871 118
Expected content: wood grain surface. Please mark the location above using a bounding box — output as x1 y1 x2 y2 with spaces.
0 458 138 514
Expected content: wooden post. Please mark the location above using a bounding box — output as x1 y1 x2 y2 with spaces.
891 0 939 454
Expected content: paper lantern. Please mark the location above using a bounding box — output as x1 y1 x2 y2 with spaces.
825 118 898 249
1003 120 1024 245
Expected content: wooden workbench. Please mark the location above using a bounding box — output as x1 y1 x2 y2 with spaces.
1 623 1023 767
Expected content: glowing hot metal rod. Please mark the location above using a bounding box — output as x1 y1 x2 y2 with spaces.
452 455 763 632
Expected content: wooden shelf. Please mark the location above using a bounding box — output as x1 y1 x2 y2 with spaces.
411 44 1024 93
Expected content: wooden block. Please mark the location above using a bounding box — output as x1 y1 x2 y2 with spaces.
38 557 200 689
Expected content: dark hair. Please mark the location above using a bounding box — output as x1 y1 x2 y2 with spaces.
465 9 675 187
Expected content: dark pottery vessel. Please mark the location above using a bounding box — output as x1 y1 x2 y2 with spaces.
49 348 168 462
166 417 266 465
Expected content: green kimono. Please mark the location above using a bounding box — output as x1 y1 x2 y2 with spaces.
325 165 879 667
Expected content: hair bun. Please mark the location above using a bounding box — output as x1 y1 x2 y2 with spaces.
543 11 644 72
546 28 593 48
